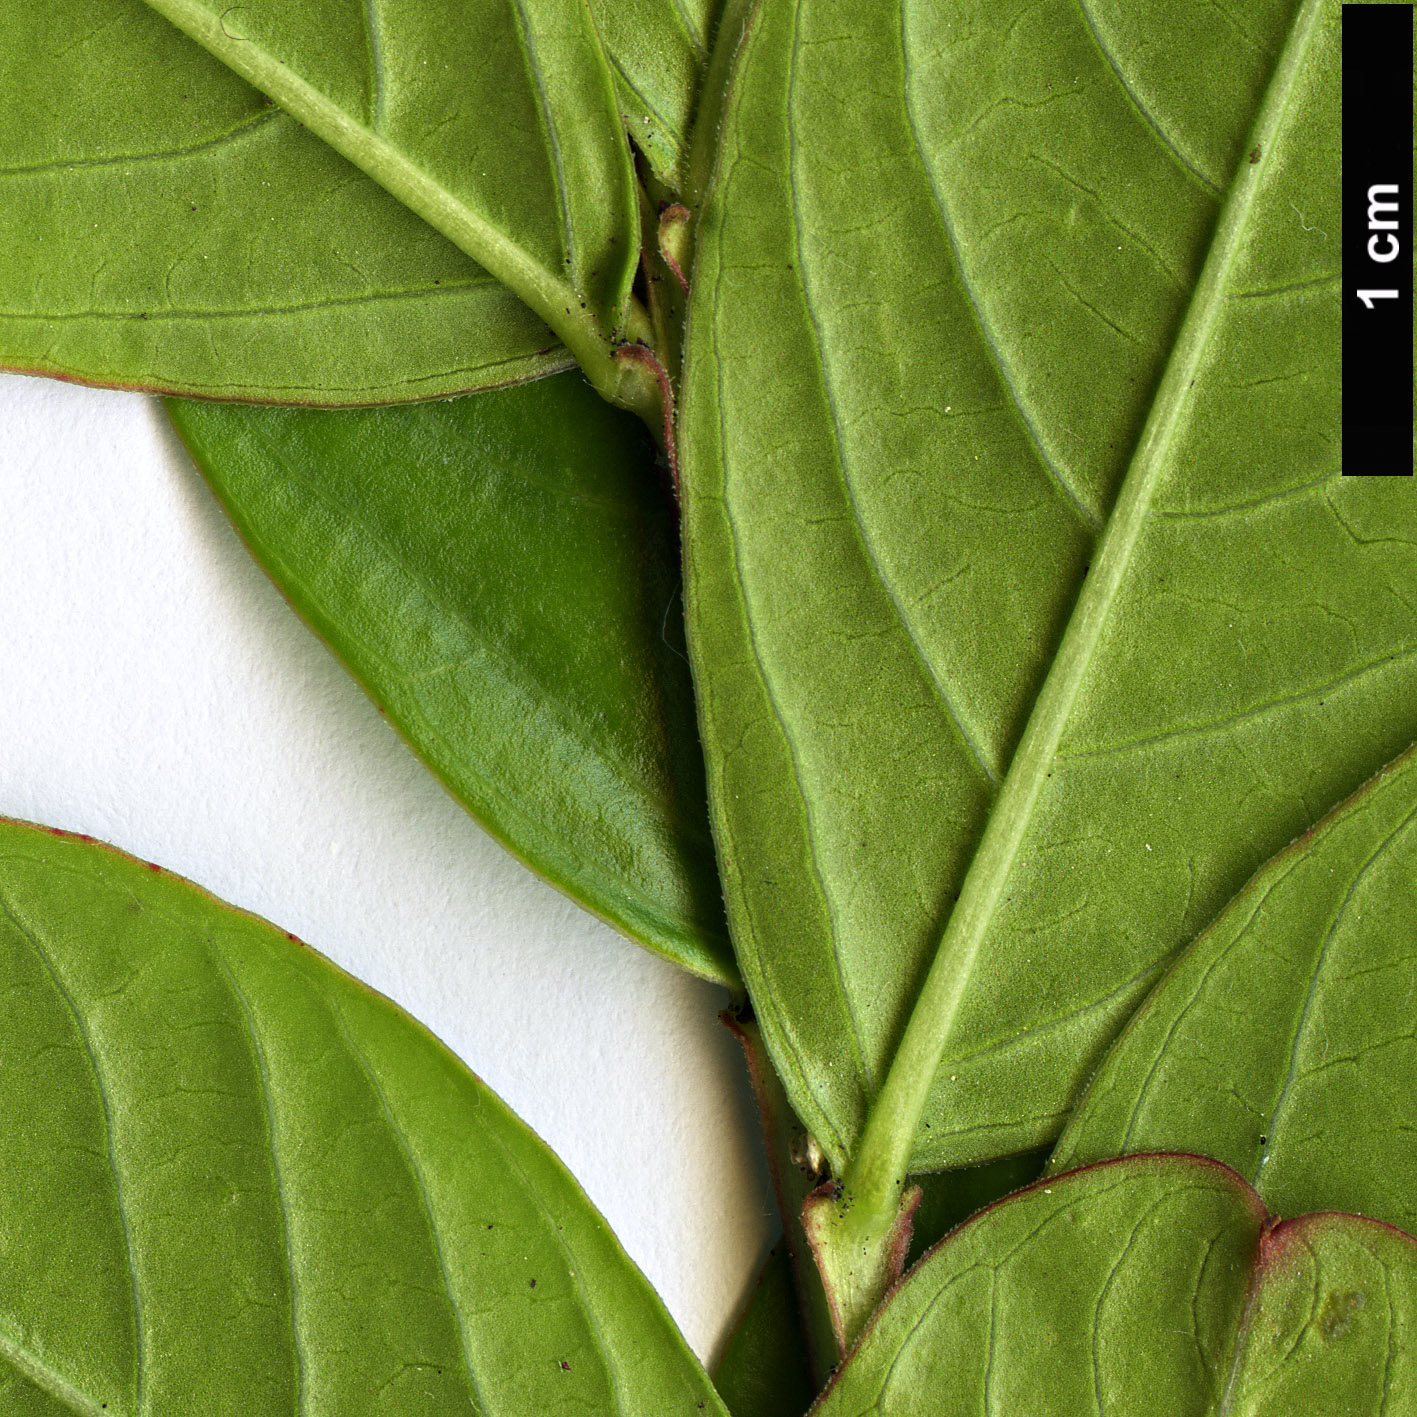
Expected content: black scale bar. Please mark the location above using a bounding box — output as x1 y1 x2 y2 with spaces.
1343 4 1414 474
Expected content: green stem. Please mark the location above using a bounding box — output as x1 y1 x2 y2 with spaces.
837 0 1326 1262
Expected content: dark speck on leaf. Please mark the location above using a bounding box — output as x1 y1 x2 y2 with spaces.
529 1278 536 1288
1249 145 1261 163
559 1361 571 1371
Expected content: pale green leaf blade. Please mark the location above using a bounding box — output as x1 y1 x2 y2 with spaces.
0 819 728 1416
0 0 567 404
133 0 642 385
167 376 735 986
680 0 1417 1173
587 0 719 187
812 1155 1417 1416
1223 1212 1417 1416
1049 742 1417 1231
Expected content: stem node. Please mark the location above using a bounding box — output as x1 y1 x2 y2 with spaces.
801 1180 921 1357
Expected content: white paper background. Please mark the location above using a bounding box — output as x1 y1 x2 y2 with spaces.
0 370 775 1364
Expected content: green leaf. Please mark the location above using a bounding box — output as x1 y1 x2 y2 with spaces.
587 0 718 187
1050 741 1417 1231
711 1243 815 1417
167 374 735 986
0 817 727 1415
813 1155 1417 1416
680 0 1417 1181
904 1150 1049 1271
123 0 649 408
0 0 569 404
1221 1212 1417 1415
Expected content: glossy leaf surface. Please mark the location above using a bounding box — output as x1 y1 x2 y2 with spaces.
169 376 734 985
0 819 727 1416
588 0 718 186
680 0 1417 1173
814 1155 1417 1417
127 0 643 391
1051 741 1417 1232
0 0 567 404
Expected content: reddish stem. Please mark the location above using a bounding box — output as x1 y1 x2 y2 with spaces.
614 342 679 503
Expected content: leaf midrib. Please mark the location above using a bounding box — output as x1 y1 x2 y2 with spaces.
136 0 606 375
842 0 1327 1209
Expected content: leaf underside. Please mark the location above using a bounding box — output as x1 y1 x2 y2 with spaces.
0 0 569 404
1051 740 1417 1233
586 0 720 187
0 820 725 1416
815 1155 1417 1417
681 0 1417 1172
133 0 641 368
168 378 735 984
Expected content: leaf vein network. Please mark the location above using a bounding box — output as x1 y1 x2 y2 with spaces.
1252 802 1417 1187
1070 0 1223 194
360 0 387 132
0 109 280 179
1025 150 1185 287
507 0 577 285
1056 643 1417 763
0 888 144 1416
899 4 1103 533
1 281 512 325
782 51 1001 793
706 121 873 1114
0 1327 113 1417
203 936 308 1416
1118 881 1282 1152
322 997 488 1416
